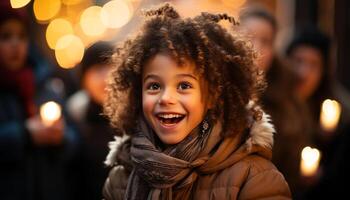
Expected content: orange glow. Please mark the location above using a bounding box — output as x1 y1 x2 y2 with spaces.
73 22 100 47
40 101 61 126
33 0 61 22
55 35 84 69
61 0 83 6
101 0 133 28
80 6 106 36
221 0 246 9
10 0 31 8
300 146 321 177
320 99 342 132
46 18 74 49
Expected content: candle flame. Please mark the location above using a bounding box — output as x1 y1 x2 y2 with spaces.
320 99 341 132
300 146 321 177
40 101 61 126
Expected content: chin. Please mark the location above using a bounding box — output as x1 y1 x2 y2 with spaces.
157 134 184 145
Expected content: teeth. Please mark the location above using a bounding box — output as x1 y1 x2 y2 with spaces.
157 114 183 118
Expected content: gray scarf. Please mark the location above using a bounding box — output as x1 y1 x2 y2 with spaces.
124 116 222 200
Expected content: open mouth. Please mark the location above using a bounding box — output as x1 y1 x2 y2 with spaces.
156 113 185 126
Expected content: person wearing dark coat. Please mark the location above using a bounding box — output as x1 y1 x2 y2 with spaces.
66 41 115 200
0 3 79 200
239 7 313 198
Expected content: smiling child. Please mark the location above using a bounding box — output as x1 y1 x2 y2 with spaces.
102 3 291 200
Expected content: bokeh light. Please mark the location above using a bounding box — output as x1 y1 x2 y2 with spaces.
40 101 61 126
10 0 31 8
101 0 133 29
80 6 106 36
33 0 61 22
300 146 321 176
61 0 83 6
55 34 84 69
46 18 74 49
320 99 342 132
73 22 101 47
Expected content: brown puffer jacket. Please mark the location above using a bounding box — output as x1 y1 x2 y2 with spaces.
103 112 291 200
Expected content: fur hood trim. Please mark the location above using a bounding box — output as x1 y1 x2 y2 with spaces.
244 101 275 151
104 101 275 166
104 134 130 166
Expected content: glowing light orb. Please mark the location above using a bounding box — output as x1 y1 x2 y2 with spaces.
101 0 133 29
55 34 84 69
10 0 31 8
33 0 61 22
46 18 74 49
80 6 106 36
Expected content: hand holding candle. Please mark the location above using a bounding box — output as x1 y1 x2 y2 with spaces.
320 99 341 132
300 146 321 177
40 101 62 126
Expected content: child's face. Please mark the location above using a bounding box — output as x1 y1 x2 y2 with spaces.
142 54 207 145
0 19 28 70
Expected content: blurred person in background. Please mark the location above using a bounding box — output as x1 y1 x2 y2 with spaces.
0 2 79 200
286 26 350 199
240 7 313 198
66 41 115 200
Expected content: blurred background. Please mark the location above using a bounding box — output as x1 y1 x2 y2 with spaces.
0 0 349 200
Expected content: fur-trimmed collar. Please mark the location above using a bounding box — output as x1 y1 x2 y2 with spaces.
104 101 275 166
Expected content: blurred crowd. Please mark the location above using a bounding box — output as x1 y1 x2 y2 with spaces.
0 1 349 200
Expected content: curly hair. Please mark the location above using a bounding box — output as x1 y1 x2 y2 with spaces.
104 3 266 137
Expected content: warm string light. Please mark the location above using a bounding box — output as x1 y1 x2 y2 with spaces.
40 101 62 126
10 0 31 8
32 0 135 68
33 0 61 22
101 0 133 29
46 18 74 49
55 34 84 68
80 6 106 36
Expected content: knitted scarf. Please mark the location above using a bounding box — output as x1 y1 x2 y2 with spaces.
124 116 245 200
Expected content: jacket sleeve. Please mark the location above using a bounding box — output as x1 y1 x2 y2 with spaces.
238 168 292 200
103 165 129 200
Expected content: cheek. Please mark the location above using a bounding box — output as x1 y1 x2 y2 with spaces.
18 42 28 58
307 68 322 89
142 93 157 116
183 92 206 118
0 43 11 59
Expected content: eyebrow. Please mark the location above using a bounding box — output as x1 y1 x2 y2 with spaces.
176 74 198 80
143 73 198 82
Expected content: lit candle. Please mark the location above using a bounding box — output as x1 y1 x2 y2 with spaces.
320 99 342 132
40 101 62 126
300 146 321 177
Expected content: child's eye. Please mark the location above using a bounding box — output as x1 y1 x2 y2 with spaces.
146 82 161 91
178 82 192 90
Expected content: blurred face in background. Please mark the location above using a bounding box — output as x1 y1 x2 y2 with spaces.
241 17 275 71
288 45 323 101
0 19 28 70
83 64 111 105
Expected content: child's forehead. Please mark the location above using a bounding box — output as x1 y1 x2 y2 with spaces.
142 54 200 76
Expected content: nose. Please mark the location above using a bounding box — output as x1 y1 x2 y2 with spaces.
295 63 311 80
158 88 176 105
9 36 21 47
